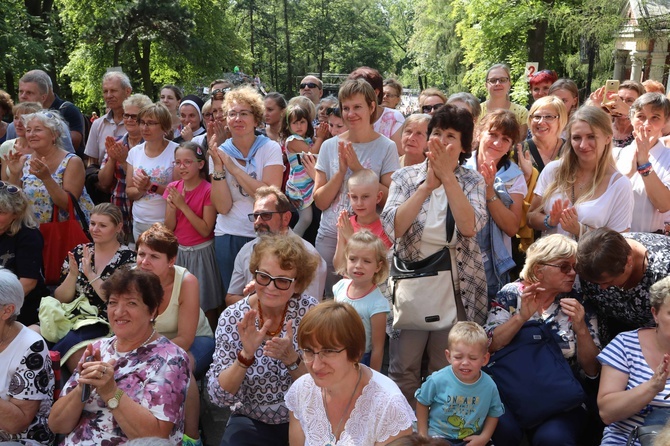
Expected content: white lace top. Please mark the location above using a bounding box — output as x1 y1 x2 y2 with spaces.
285 368 415 445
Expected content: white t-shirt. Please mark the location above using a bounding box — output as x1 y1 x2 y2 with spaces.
315 135 400 238
614 141 670 232
373 107 405 139
126 141 178 224
535 160 634 236
208 138 284 237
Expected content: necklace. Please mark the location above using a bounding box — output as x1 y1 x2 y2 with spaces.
322 367 363 445
113 328 156 353
257 300 290 337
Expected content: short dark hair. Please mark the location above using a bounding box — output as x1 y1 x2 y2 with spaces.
576 228 631 282
255 185 291 213
136 223 179 260
428 104 475 165
102 269 164 317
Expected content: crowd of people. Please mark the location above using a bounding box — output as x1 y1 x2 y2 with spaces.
0 64 669 446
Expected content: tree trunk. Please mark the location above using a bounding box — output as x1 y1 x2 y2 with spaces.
134 40 153 98
527 19 548 68
5 70 15 102
249 0 255 74
283 0 293 96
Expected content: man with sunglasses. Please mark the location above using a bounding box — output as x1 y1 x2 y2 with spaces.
299 75 323 106
226 186 326 306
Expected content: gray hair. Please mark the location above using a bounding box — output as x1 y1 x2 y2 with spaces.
448 92 482 120
103 71 132 90
521 234 577 283
0 189 38 235
21 110 68 152
0 268 25 317
125 438 173 446
650 276 670 311
629 92 670 120
123 94 152 110
19 70 52 95
400 113 431 133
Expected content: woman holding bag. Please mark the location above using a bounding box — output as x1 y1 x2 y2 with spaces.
381 104 487 408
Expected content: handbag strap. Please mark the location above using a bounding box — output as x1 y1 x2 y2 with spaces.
524 139 545 172
51 193 92 240
445 204 455 244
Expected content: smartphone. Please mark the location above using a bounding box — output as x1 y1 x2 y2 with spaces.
80 355 95 402
602 80 620 107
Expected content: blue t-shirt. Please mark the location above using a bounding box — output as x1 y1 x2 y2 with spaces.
333 279 389 353
415 365 504 440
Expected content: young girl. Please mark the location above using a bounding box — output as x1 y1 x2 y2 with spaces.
280 105 325 236
333 229 390 372
327 106 347 137
164 141 223 329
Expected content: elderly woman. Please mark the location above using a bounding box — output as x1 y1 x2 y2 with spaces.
0 268 54 445
481 64 529 137
126 103 179 241
207 234 320 445
99 93 153 240
399 114 430 167
596 276 670 445
577 228 670 343
286 301 415 445
382 79 403 110
5 111 94 224
0 186 49 327
316 96 339 125
485 234 600 445
418 88 446 116
0 102 43 179
613 93 670 233
48 203 136 372
381 104 487 407
208 85 284 294
48 268 190 444
465 109 526 299
527 106 633 239
447 92 482 123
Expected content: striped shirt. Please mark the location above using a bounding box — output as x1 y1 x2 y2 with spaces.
597 329 670 445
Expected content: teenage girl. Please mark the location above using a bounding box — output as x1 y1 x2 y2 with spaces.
280 105 325 236
164 141 223 329
332 229 390 372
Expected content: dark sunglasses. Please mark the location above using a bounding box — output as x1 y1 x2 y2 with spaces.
0 181 19 195
300 82 320 89
247 211 284 222
122 113 139 121
539 262 575 275
211 88 230 96
422 104 444 113
326 107 340 116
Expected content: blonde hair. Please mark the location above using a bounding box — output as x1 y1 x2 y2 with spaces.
540 106 615 207
521 234 577 283
448 321 488 352
347 169 379 189
528 95 568 134
650 276 670 311
338 230 389 284
418 88 447 107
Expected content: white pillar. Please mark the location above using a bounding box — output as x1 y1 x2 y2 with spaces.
649 38 668 81
613 49 630 81
629 51 644 82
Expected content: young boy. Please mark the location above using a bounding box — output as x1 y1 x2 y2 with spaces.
333 169 392 272
415 322 504 446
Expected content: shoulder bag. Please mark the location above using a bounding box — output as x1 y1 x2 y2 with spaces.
388 205 465 331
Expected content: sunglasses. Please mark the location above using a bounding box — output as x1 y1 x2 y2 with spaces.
300 82 320 89
540 262 575 275
254 270 295 290
123 113 139 121
247 211 284 222
422 104 444 113
0 181 19 195
326 107 340 116
211 88 230 96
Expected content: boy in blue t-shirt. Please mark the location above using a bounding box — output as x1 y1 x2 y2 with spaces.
415 322 504 446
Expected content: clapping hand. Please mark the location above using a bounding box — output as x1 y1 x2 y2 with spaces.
28 156 50 180
237 309 272 358
518 282 545 321
166 185 187 211
336 210 354 243
263 320 298 365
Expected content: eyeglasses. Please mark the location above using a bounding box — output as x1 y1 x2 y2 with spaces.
540 262 575 274
210 88 230 96
254 270 295 290
487 77 510 85
0 181 19 195
326 107 340 116
383 93 399 98
300 82 320 90
138 120 160 127
531 114 559 123
422 104 444 113
203 112 214 120
298 348 346 363
123 113 138 121
172 160 196 167
247 211 283 222
227 110 253 119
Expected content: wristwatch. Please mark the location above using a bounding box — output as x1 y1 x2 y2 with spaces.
149 183 159 193
287 356 301 371
212 170 226 181
107 389 124 410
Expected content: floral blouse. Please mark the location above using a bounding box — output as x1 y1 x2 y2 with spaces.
59 243 136 315
60 336 190 445
485 280 600 370
22 152 94 224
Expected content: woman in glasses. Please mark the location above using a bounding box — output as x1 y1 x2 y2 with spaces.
209 85 284 297
481 64 529 138
136 223 214 446
527 106 633 239
207 234 320 446
98 93 153 240
522 96 568 173
382 78 403 110
417 88 446 116
484 234 600 445
126 103 179 241
286 300 414 445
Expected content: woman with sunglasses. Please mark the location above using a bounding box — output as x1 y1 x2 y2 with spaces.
126 103 179 241
207 234 320 446
481 64 529 138
418 88 447 116
286 301 415 445
485 234 600 445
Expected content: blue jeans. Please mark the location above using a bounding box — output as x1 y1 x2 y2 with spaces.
492 404 586 446
220 414 288 446
190 336 215 380
215 234 254 295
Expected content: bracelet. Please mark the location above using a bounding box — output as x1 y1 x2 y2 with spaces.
544 214 557 229
637 162 652 171
486 195 499 204
212 170 226 181
90 275 101 285
640 166 654 177
237 350 255 368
